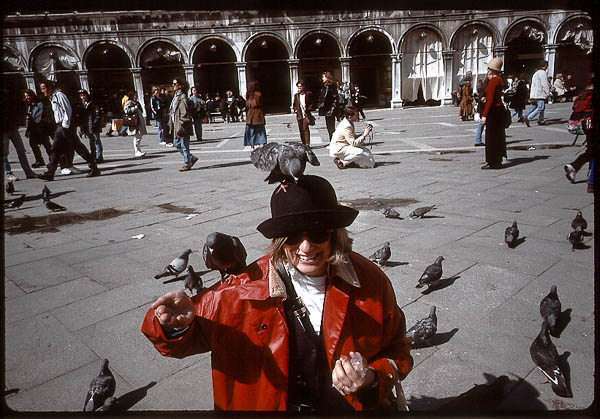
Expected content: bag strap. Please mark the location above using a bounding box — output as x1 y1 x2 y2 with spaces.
275 261 321 347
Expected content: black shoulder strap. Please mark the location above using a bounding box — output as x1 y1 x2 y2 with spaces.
275 261 321 346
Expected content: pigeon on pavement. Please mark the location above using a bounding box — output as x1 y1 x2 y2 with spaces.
409 205 437 219
6 181 15 195
154 249 192 279
539 285 561 332
374 200 402 219
250 142 319 184
406 305 437 347
567 227 584 251
369 242 391 267
42 185 51 201
504 221 519 248
438 375 509 410
84 359 116 412
571 211 587 232
6 194 25 209
43 195 66 212
184 265 203 295
95 396 118 412
203 232 247 276
529 319 572 398
416 256 444 288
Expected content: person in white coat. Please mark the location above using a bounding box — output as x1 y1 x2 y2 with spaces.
124 91 147 157
328 106 374 169
523 60 551 126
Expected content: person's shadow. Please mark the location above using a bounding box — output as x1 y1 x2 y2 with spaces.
502 156 549 168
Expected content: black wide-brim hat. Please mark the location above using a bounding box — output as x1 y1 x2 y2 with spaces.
257 175 359 239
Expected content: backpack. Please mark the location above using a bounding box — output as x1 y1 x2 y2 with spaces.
567 89 592 135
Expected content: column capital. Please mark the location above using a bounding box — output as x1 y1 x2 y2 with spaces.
339 56 351 64
442 50 455 59
236 61 247 68
183 64 195 71
77 69 89 75
23 71 35 78
287 58 299 65
131 67 142 74
543 44 559 51
493 46 508 54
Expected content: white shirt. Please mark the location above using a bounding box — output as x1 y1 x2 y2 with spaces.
50 91 72 128
299 93 306 117
288 265 326 334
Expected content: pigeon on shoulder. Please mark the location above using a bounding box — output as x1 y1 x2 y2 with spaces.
409 205 437 219
84 359 116 412
203 232 247 276
154 249 192 279
369 242 391 267
416 256 444 288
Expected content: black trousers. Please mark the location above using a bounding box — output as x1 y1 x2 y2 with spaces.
27 127 52 164
325 116 336 141
46 125 96 176
297 118 311 145
570 130 593 172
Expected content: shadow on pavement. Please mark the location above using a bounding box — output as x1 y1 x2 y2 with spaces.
114 381 157 411
429 328 459 346
101 167 162 176
421 275 460 295
375 161 401 167
551 308 572 338
200 160 252 170
503 156 550 168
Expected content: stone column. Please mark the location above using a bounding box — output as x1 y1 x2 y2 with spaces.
493 46 507 67
442 50 455 105
340 57 350 83
396 53 404 108
390 54 402 108
131 68 146 116
184 64 195 91
236 62 247 99
78 70 89 92
24 71 37 91
288 59 299 111
544 44 558 78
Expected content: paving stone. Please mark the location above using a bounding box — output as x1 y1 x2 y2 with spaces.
5 279 26 299
3 239 95 268
5 257 85 292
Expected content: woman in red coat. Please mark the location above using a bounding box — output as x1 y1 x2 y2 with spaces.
480 58 507 169
243 80 267 149
142 175 413 412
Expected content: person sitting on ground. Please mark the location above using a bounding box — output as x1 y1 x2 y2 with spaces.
142 174 413 412
328 106 374 169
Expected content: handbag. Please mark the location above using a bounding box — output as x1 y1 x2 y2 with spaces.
503 106 512 129
123 114 138 127
305 113 315 126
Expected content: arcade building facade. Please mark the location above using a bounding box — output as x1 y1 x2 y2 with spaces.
2 9 593 118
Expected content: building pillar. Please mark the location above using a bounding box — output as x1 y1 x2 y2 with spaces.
131 68 146 116
442 50 455 105
78 70 89 92
24 71 37 91
236 62 247 98
288 59 299 111
340 57 350 83
544 44 558 78
390 54 402 108
184 64 195 91
493 46 507 66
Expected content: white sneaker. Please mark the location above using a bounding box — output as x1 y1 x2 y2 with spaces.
159 141 167 146
135 150 146 157
6 174 18 182
61 168 72 175
166 143 174 148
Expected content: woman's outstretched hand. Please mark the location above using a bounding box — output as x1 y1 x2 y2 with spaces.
150 290 195 329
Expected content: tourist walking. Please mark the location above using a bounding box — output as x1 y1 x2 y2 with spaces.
480 58 507 170
292 80 314 146
77 89 104 162
151 87 168 145
24 89 52 168
243 80 267 149
473 77 488 146
189 86 205 140
523 60 551 126
170 78 197 171
317 71 342 141
508 71 528 123
124 91 147 157
459 80 474 121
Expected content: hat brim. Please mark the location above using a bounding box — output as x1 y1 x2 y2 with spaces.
257 206 358 239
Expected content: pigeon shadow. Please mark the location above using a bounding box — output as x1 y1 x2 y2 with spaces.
1 388 20 396
415 215 444 219
385 261 410 267
572 242 591 250
102 167 162 176
581 231 593 237
557 351 573 398
551 308 572 338
162 269 212 284
429 328 459 346
114 381 157 411
421 275 460 295
201 160 252 170
502 155 550 168
374 161 401 167
508 236 526 248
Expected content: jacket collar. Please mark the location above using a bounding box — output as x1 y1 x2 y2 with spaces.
268 256 361 299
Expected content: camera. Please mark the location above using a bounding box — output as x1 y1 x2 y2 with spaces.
366 123 373 129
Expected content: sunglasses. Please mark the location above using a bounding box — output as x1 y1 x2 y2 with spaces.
284 230 331 246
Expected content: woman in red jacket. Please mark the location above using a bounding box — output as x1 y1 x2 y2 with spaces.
142 175 413 412
480 58 507 170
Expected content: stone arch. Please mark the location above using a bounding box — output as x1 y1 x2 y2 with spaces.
449 20 500 49
242 31 292 62
82 40 135 69
346 26 396 56
553 13 592 45
28 41 82 72
136 37 188 67
1 45 27 72
449 21 497 85
190 35 241 63
293 29 342 60
399 23 447 52
190 35 241 96
502 17 548 46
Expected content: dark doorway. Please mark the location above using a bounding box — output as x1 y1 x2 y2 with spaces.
86 43 134 112
245 37 290 113
349 31 392 107
140 41 185 98
504 23 546 79
193 39 239 97
297 33 342 101
1 72 27 126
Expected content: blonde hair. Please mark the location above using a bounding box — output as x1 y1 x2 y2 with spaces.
268 228 353 267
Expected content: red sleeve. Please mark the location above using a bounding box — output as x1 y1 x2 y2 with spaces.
483 76 504 117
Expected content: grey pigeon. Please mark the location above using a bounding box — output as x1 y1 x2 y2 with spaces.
84 359 116 412
250 142 320 184
6 181 14 195
571 211 587 231
504 221 519 248
409 205 437 219
6 194 25 209
154 249 192 279
42 185 51 201
203 232 247 276
184 265 203 295
567 226 584 251
374 200 402 219
43 195 66 212
529 319 572 398
369 242 391 267
539 285 561 332
416 256 444 288
438 375 509 410
95 396 118 412
406 305 437 347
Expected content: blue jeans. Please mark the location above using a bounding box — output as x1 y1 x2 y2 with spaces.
193 118 202 140
83 130 103 160
3 127 36 177
511 109 523 120
526 99 545 123
156 119 166 143
474 120 484 145
174 136 193 166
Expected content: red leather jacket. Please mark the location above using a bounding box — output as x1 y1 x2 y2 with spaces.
141 252 413 411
